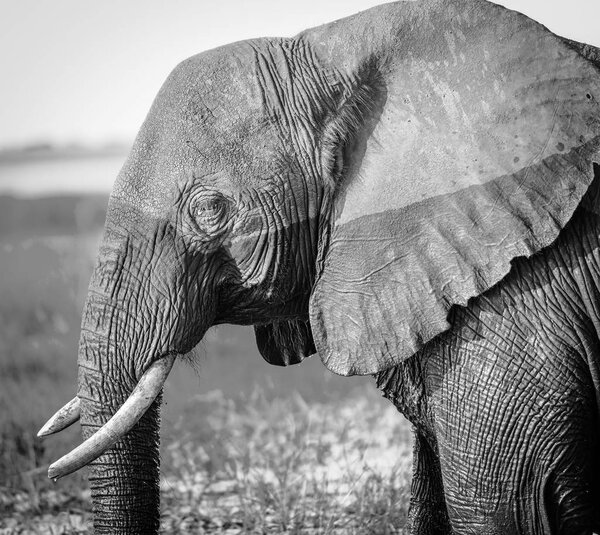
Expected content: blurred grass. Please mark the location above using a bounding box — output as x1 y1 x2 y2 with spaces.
159 388 411 534
0 193 413 534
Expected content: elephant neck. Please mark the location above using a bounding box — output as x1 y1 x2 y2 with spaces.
556 205 600 345
376 357 435 443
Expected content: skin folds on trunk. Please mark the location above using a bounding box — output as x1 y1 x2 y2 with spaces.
74 219 185 534
83 399 161 533
77 295 163 533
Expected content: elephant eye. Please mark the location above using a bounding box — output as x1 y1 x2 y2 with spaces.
189 192 233 238
195 199 224 219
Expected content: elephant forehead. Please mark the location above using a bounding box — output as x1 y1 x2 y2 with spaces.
157 43 268 120
112 122 285 217
112 42 302 214
147 38 323 136
147 42 285 158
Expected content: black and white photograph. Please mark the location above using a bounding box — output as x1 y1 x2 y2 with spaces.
1 1 600 533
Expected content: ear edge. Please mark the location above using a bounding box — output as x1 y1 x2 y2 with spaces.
562 38 600 70
309 141 600 377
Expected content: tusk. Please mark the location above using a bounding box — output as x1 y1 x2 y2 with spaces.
47 355 175 481
38 397 81 437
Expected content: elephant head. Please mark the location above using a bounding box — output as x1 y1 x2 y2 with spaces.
40 0 600 532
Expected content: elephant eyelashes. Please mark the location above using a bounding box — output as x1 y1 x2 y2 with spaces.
331 145 345 182
321 73 384 185
195 199 225 222
321 129 350 184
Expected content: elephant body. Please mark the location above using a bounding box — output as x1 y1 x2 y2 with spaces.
379 201 600 534
38 0 600 533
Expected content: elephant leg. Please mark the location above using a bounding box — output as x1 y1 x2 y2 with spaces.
430 334 600 534
409 429 452 535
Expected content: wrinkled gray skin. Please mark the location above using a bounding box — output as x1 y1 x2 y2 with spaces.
66 0 600 533
378 200 600 533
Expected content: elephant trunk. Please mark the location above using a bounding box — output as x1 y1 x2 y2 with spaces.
75 288 163 533
41 211 210 533
69 221 189 534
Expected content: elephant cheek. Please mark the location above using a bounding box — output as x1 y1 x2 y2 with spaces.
225 230 273 288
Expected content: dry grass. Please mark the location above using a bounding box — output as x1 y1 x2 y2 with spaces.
159 388 412 534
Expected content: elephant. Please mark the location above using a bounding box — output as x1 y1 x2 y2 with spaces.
37 0 600 533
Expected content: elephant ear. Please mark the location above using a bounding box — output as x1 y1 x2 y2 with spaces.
254 319 315 366
304 0 600 375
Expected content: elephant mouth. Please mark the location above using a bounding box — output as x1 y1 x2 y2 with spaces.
38 354 176 480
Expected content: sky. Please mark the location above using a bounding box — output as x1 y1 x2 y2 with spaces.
1 0 599 148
